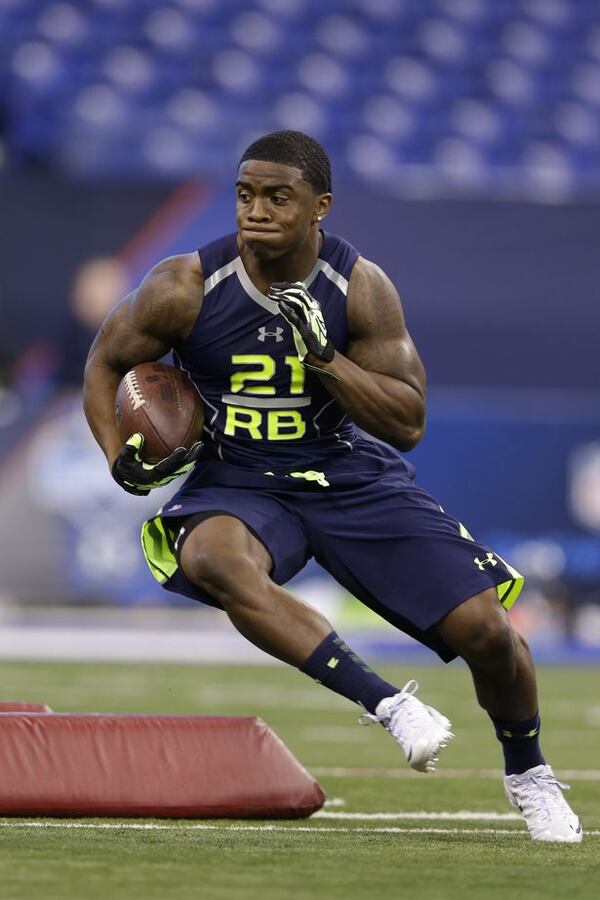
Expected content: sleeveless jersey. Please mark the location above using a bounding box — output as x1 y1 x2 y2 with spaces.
172 230 360 470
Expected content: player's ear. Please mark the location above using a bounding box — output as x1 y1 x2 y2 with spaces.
313 193 332 224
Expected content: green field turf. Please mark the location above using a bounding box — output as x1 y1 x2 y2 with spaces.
0 661 598 900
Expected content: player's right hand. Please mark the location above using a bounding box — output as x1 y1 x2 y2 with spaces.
111 433 203 496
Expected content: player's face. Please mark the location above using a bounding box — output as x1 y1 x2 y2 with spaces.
236 160 331 259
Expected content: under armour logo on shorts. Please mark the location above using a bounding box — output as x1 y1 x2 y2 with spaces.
257 326 284 342
474 552 497 570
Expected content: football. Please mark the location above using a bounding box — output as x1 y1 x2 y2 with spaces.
115 361 203 463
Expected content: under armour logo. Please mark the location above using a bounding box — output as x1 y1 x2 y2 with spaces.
474 552 497 570
258 326 284 342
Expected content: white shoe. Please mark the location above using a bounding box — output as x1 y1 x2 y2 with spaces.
504 764 583 843
359 680 454 773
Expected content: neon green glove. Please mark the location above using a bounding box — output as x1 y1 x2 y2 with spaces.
111 433 202 496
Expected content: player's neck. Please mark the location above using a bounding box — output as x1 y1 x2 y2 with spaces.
238 229 323 294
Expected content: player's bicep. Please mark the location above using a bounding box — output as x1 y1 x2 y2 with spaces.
87 291 171 375
346 259 426 397
348 330 425 395
87 254 202 375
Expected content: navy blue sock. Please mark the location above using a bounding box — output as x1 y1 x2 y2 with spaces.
491 712 546 775
299 632 399 714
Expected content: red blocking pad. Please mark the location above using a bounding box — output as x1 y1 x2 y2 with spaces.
0 714 325 818
0 703 53 712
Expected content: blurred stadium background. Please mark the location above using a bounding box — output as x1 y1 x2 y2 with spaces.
0 0 599 665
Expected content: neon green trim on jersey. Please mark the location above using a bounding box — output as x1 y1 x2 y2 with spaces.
141 516 178 584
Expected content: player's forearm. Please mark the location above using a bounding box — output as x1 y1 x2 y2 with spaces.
307 351 425 451
83 358 124 468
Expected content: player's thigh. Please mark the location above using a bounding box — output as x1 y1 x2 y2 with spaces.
178 514 273 589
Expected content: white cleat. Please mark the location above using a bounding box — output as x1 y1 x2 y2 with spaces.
359 680 454 773
504 764 583 843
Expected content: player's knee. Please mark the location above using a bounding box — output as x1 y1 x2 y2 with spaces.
458 616 516 666
183 545 268 607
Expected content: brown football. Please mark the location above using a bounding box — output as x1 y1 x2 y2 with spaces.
115 362 203 463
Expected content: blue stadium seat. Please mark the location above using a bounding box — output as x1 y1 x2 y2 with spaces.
0 0 598 192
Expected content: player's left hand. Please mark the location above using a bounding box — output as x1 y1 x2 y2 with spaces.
268 282 339 379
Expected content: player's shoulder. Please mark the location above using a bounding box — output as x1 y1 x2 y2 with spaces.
133 252 203 339
344 255 404 338
143 252 204 293
348 255 399 304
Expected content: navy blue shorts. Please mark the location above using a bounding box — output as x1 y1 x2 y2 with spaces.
141 437 523 662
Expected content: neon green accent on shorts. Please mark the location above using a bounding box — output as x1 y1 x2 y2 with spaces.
458 519 524 611
141 515 179 584
494 553 524 610
327 657 340 669
290 470 330 487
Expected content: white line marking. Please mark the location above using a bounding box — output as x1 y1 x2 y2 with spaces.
0 821 515 834
311 767 600 781
0 821 597 837
313 811 521 821
323 798 346 808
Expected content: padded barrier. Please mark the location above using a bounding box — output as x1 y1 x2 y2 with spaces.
0 713 325 818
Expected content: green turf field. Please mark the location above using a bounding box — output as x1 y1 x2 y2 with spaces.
0 661 598 900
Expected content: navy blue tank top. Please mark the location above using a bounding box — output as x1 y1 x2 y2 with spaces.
173 230 360 469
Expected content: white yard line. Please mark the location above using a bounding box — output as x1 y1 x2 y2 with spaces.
0 821 598 837
313 811 521 821
0 821 516 835
311 767 600 780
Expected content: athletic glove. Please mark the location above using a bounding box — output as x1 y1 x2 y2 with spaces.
111 432 203 496
268 281 340 380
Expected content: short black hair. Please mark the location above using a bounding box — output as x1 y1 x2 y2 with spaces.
239 130 332 194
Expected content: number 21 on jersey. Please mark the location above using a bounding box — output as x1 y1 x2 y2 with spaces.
224 354 308 441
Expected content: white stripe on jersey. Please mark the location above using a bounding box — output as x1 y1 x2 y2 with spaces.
306 259 349 296
233 258 279 313
203 259 237 295
221 394 312 409
203 255 350 307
